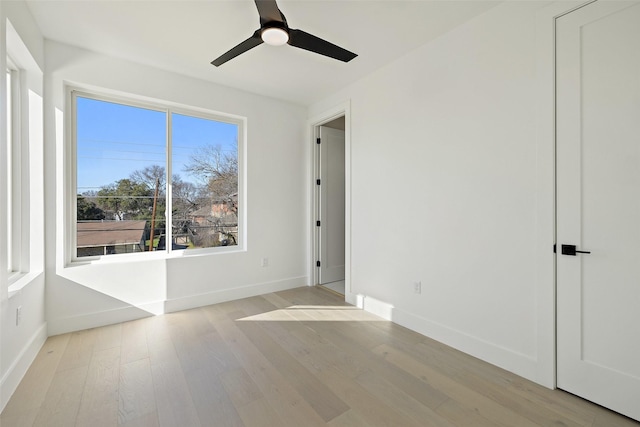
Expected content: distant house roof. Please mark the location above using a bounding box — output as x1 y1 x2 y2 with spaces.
77 220 147 248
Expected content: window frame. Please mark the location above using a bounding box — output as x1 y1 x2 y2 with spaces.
6 57 24 282
67 87 246 264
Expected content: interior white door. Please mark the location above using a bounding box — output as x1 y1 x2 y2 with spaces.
556 1 640 421
319 125 345 285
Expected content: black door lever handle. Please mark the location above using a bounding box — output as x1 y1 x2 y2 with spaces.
561 244 591 256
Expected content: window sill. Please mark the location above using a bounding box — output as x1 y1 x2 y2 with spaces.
8 271 43 299
66 245 246 268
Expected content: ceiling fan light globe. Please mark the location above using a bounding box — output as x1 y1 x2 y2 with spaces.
261 27 289 46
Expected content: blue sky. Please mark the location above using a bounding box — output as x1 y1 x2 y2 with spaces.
76 96 238 192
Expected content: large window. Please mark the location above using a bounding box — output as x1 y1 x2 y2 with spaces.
72 91 242 259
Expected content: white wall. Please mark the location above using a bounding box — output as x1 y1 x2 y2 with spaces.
310 1 556 386
0 1 46 412
44 41 309 334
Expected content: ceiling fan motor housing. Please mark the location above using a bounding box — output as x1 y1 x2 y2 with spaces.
261 21 289 45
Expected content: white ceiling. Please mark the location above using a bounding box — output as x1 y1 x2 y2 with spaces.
25 0 500 105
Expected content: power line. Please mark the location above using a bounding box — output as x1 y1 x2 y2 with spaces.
79 138 165 148
77 156 165 163
78 147 166 156
78 138 237 152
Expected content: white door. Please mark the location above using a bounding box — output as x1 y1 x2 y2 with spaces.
319 125 345 285
556 1 640 421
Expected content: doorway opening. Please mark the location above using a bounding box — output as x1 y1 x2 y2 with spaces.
310 107 349 298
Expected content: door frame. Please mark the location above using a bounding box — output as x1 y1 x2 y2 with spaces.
308 102 351 301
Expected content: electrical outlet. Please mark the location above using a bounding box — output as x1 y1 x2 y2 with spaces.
261 257 269 267
16 306 22 326
414 281 422 294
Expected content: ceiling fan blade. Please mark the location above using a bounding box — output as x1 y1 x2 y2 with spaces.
254 0 284 26
288 29 357 63
211 30 263 67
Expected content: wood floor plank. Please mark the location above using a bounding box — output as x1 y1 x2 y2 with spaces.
354 369 456 427
372 325 597 427
372 343 541 427
307 319 450 410
239 299 425 427
182 364 245 427
272 313 369 380
168 308 240 377
201 304 328 427
150 359 201 427
449 365 586 427
261 291 296 309
32 365 87 427
245 296 379 382
168 308 213 337
118 358 156 425
94 323 123 352
174 305 245 425
234 316 350 422
75 346 120 427
57 328 98 372
326 408 371 427
1 333 70 417
410 340 600 425
436 398 506 427
118 411 159 427
143 316 172 346
307 362 425 427
365 314 426 345
313 314 394 350
146 338 178 367
233 397 286 427
276 286 347 308
172 330 240 376
592 410 640 427
120 319 148 365
0 410 38 427
219 367 264 408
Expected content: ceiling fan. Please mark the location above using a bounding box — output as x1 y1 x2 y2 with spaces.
211 0 357 67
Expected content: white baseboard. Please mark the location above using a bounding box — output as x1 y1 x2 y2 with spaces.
47 306 153 336
164 276 308 313
353 293 538 384
0 322 48 413
47 277 308 336
345 291 360 307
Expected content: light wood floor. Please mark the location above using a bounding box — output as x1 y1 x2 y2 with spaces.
319 280 345 296
1 286 638 427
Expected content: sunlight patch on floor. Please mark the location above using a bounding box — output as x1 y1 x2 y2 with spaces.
236 305 386 322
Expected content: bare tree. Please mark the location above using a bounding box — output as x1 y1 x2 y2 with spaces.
172 177 198 211
183 144 239 247
130 165 166 194
184 144 238 201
